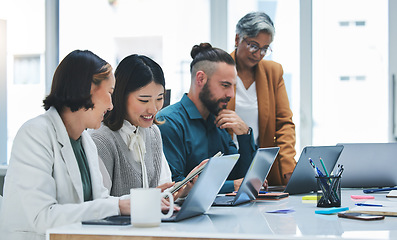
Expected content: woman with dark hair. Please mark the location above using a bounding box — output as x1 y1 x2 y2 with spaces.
0 50 131 240
229 12 296 186
90 54 194 198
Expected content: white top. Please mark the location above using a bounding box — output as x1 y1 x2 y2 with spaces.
119 120 172 187
234 76 259 146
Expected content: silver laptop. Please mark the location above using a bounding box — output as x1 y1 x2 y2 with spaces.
336 143 397 188
284 146 344 195
82 154 239 225
162 154 240 222
212 147 279 206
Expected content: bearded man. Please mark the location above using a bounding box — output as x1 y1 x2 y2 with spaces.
157 43 257 193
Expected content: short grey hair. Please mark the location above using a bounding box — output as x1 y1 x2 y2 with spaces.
236 12 275 42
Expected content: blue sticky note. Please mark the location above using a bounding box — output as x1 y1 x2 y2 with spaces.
315 207 349 215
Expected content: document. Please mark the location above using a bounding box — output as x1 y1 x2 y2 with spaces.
348 200 397 216
386 190 397 198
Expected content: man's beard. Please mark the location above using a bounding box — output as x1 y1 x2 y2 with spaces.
199 81 231 116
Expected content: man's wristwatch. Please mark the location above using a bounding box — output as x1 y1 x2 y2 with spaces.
246 127 252 135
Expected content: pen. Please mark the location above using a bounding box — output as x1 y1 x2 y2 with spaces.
309 158 319 177
259 191 267 194
335 164 344 177
319 158 329 177
363 187 397 194
355 203 383 207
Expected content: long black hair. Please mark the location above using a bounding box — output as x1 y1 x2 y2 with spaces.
104 54 165 131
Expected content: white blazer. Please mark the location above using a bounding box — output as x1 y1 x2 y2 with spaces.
0 107 120 240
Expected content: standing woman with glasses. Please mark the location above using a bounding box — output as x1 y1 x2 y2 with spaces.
228 11 296 186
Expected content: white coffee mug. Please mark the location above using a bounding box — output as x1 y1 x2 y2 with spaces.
130 188 174 227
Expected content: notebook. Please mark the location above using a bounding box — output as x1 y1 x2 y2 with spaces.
212 147 279 206
336 143 397 188
347 200 397 216
283 146 344 195
387 190 397 198
82 154 239 225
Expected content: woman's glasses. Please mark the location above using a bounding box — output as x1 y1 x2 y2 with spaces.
243 39 272 57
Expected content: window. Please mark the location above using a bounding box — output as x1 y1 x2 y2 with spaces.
312 0 388 145
13 55 41 84
1 0 45 164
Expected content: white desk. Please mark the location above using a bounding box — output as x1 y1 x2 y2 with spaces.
46 189 397 240
0 165 7 176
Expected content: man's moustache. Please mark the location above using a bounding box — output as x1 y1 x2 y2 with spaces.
219 97 231 103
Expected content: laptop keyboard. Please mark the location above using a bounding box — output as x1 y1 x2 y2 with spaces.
213 195 235 205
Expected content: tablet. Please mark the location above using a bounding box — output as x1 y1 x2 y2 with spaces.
82 215 131 225
166 152 223 195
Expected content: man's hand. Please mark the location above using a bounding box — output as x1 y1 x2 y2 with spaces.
262 179 268 191
284 172 293 183
215 109 249 135
233 178 244 192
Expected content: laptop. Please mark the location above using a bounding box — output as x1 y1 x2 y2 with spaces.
336 143 397 188
162 153 239 221
212 147 280 206
283 146 344 195
82 154 239 225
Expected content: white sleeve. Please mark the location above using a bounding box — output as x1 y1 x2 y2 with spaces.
158 151 172 185
98 156 112 192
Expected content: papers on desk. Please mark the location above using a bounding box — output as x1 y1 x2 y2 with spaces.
386 190 397 198
347 201 397 216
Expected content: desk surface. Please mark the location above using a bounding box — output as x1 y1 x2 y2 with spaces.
0 165 7 176
46 189 397 240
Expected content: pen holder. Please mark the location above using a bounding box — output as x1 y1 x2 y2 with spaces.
316 176 341 207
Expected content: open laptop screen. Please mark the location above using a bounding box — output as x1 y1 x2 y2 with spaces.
336 143 397 188
284 146 344 195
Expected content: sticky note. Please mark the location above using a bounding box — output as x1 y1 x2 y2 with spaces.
266 208 295 214
302 195 318 200
351 195 375 200
315 207 349 215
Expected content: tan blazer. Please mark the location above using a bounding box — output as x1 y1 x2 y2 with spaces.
0 107 120 240
229 51 296 185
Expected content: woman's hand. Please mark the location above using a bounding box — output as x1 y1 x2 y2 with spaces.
157 182 175 192
122 194 180 214
161 197 180 212
118 199 130 215
173 159 209 199
173 180 194 200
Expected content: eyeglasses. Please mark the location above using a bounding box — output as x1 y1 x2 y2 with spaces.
243 39 272 57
